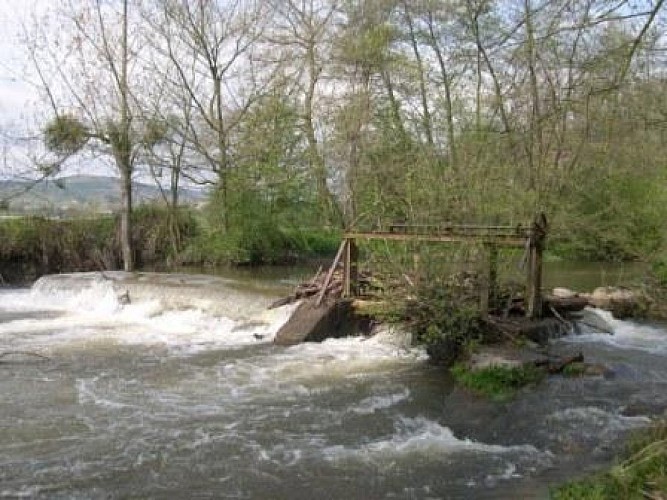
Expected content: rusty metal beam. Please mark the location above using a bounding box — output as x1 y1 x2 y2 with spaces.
343 231 527 247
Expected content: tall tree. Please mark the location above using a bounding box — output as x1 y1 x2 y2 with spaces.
31 0 159 271
265 0 343 225
145 0 266 231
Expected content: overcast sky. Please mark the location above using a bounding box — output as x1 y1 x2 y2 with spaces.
0 1 42 125
0 1 117 180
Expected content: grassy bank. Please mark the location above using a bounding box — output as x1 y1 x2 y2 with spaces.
552 420 667 499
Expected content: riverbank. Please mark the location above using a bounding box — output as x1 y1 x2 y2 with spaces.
552 420 667 499
0 210 340 285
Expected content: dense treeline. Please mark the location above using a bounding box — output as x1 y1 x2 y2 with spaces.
13 0 667 269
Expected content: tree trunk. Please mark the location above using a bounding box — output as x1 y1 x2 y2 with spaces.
120 168 133 272
119 0 134 272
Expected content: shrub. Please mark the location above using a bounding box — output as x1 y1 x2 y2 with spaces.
396 273 489 365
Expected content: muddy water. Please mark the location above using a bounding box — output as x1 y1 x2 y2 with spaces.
0 271 665 499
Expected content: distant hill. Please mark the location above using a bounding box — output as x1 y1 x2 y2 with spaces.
0 175 208 214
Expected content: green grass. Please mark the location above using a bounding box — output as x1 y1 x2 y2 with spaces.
552 420 667 499
562 362 588 378
450 363 545 400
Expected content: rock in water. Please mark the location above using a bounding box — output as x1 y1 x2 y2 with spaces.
552 287 578 299
570 308 614 334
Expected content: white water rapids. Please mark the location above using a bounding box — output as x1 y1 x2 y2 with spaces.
1 272 666 498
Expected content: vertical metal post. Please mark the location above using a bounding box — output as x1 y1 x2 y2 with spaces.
343 238 351 297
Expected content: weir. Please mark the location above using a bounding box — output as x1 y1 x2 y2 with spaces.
273 214 550 345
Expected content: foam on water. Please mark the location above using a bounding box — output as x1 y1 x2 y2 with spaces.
323 417 547 461
546 406 651 429
0 273 300 354
351 388 411 415
567 308 667 354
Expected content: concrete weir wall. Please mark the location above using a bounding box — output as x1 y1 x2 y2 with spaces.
273 298 365 346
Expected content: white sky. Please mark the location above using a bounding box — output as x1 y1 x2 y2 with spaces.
0 1 121 180
0 1 42 124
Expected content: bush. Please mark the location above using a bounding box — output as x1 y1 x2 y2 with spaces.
651 254 667 286
0 205 199 282
181 225 340 266
131 204 198 266
397 273 489 365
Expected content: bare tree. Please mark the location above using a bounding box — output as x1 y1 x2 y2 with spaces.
145 0 266 230
265 0 343 225
28 0 162 271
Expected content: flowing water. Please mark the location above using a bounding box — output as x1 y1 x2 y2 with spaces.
1 270 666 499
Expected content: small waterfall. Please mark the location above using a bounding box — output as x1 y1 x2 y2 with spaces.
29 271 281 319
1 271 301 353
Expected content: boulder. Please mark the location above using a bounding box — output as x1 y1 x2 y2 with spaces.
552 287 578 299
570 308 615 335
588 286 648 319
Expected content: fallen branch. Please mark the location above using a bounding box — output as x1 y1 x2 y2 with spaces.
0 351 51 362
534 353 584 374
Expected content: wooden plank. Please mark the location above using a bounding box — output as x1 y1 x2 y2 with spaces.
316 239 347 307
388 223 523 232
344 232 526 247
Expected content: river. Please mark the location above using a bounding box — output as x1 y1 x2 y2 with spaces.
0 266 665 499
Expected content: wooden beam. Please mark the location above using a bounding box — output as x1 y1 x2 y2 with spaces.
344 232 526 247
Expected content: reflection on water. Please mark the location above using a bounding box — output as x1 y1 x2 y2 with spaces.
170 259 649 294
543 261 648 291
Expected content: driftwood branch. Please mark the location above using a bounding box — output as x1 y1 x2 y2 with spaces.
316 240 348 307
0 351 51 362
534 352 584 374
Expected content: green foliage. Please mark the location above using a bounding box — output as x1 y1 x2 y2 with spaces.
551 173 666 261
552 420 667 499
43 115 89 155
141 117 169 147
451 363 545 400
0 216 117 280
181 223 340 266
405 275 485 344
651 254 667 286
0 206 199 282
562 362 588 378
131 204 198 266
187 91 342 265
